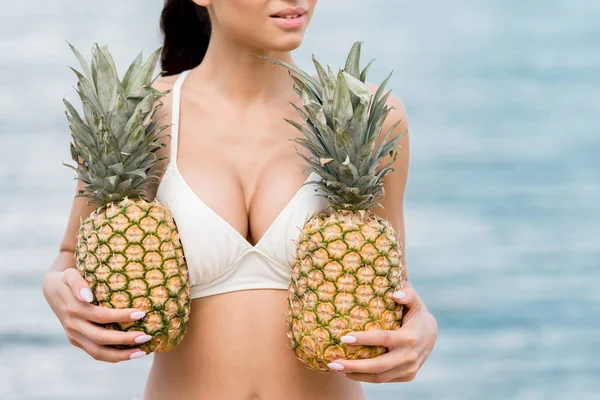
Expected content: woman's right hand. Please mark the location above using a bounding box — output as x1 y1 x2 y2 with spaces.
42 267 152 363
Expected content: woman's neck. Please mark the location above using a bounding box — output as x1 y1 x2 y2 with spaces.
190 33 298 106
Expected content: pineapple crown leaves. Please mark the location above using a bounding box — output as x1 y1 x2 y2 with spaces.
256 41 405 211
63 43 170 206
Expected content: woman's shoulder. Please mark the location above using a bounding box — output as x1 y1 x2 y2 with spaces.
147 73 183 198
311 74 408 128
364 82 407 117
152 72 180 92
363 81 409 139
150 73 183 120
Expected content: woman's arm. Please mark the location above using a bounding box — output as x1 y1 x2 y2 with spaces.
42 73 178 362
365 87 411 268
47 180 96 273
42 164 152 363
326 88 438 382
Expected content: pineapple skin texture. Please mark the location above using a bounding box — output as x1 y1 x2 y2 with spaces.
75 198 191 353
289 210 404 371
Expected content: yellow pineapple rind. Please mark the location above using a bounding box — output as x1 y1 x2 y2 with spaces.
289 210 404 371
76 197 191 353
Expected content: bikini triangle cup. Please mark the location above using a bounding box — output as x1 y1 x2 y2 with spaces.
155 70 328 298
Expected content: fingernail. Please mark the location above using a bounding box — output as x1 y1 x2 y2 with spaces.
129 351 147 360
338 372 347 377
130 311 146 320
134 335 152 344
340 335 356 344
328 362 344 371
80 288 93 302
393 290 406 299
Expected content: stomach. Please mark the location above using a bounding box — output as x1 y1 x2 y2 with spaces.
143 289 366 400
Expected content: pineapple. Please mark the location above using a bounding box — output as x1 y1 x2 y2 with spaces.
261 42 406 371
64 44 190 353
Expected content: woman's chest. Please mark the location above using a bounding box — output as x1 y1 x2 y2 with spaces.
165 104 316 247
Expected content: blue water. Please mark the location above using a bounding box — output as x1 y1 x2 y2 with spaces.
1 1 599 399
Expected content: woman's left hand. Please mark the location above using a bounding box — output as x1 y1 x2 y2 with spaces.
327 282 438 383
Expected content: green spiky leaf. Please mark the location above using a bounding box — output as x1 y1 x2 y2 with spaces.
258 41 403 211
64 44 167 206
344 41 362 79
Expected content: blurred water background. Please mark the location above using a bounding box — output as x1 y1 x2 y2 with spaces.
1 1 599 399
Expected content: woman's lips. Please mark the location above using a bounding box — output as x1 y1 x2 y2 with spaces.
271 14 305 29
270 7 307 29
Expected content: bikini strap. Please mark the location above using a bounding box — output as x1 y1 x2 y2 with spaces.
170 69 191 163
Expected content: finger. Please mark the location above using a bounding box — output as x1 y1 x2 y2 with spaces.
65 300 146 324
327 351 398 374
82 303 147 324
344 371 397 384
65 329 83 350
77 335 147 363
61 268 94 303
339 328 414 349
390 374 418 383
390 282 418 306
76 320 153 346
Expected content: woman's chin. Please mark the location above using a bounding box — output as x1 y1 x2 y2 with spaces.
266 34 306 52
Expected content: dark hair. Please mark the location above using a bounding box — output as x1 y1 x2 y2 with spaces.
160 0 211 76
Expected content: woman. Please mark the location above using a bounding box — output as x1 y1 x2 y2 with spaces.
43 0 438 398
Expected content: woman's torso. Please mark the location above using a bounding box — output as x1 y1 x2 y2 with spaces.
143 69 365 400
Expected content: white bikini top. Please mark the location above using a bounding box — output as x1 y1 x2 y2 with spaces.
155 70 327 298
